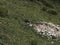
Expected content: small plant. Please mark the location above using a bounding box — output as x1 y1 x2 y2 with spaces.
37 0 54 8
31 40 37 45
0 7 8 17
41 7 47 11
51 35 56 39
47 10 58 15
29 0 34 2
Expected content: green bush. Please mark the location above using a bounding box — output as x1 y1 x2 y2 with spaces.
31 40 37 45
37 0 54 8
0 7 8 18
41 7 47 11
47 10 58 15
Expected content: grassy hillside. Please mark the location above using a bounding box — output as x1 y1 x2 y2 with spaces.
0 0 60 45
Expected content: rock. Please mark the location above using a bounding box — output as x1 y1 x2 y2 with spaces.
30 22 60 39
29 24 33 26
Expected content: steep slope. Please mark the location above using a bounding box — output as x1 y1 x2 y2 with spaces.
0 0 60 45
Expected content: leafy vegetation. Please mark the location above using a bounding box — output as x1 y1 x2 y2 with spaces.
0 7 8 18
0 0 60 45
47 9 58 15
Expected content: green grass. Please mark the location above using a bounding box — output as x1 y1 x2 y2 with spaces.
0 0 60 45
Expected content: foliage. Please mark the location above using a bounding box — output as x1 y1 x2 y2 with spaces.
0 7 8 18
47 9 58 15
31 40 37 45
0 0 60 45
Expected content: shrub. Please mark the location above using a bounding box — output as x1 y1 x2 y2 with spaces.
29 0 34 2
41 7 47 11
51 35 56 39
29 0 36 2
37 0 54 8
31 40 37 45
47 10 58 15
0 7 8 17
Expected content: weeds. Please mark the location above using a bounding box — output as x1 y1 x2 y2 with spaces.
0 7 8 18
47 10 58 15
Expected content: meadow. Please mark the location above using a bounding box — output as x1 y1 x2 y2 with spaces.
0 0 60 45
